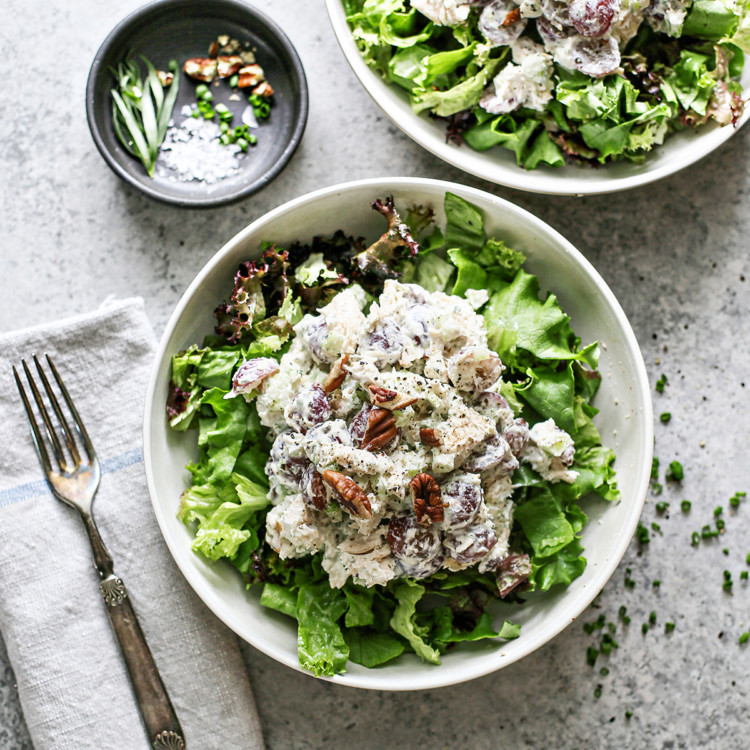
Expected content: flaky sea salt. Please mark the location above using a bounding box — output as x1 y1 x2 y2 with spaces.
156 105 244 184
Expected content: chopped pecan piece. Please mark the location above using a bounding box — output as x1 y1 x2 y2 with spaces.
237 64 265 88
217 55 245 78
360 407 397 452
419 427 443 447
410 472 445 525
251 81 274 98
322 354 349 393
183 58 218 82
321 470 372 518
367 384 417 411
503 7 521 25
155 69 174 87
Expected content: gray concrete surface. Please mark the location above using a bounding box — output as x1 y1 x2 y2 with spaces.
2 0 749 748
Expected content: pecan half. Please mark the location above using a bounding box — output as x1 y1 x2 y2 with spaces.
419 427 443 447
360 407 397 452
410 472 445 525
322 354 349 393
322 470 372 518
368 384 417 411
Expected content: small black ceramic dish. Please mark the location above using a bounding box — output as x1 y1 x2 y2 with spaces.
86 0 308 208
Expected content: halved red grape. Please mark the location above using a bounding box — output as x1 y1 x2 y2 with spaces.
285 383 332 434
387 514 444 578
568 0 619 37
444 524 498 566
440 474 484 531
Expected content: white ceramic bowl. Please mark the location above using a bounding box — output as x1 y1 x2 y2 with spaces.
143 177 653 690
325 0 750 196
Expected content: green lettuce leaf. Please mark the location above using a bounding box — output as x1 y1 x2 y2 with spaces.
196 388 250 484
483 270 577 362
344 586 376 627
683 0 740 39
344 628 406 667
389 580 441 664
260 582 298 619
296 582 349 677
513 487 575 559
414 252 455 292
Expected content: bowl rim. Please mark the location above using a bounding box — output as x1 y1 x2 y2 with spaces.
324 0 749 197
85 0 309 208
143 176 653 689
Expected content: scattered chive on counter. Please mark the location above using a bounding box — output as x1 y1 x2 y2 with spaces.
666 461 684 481
659 412 672 423
655 374 668 393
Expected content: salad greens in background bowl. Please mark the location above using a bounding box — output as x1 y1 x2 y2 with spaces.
325 0 750 195
143 177 652 689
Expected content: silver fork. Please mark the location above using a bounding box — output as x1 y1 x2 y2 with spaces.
13 355 186 750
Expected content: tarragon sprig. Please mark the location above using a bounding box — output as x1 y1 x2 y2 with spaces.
110 55 180 178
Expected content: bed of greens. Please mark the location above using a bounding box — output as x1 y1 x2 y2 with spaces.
166 192 618 677
341 0 750 169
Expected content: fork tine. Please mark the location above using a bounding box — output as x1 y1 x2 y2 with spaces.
21 359 70 472
33 355 82 467
45 355 97 462
13 365 54 476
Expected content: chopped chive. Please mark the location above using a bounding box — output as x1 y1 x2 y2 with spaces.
600 667 610 676
649 611 657 624
723 548 729 556
716 518 725 532
625 710 633 719
594 685 602 700
665 622 675 633
655 374 668 393
681 500 692 512
636 523 650 544
652 580 661 588
740 571 748 581
691 531 700 546
656 501 670 513
651 457 660 480
642 623 649 634
666 461 684 481
740 632 750 645
651 482 664 496
586 646 599 666
659 412 672 422
714 506 723 517
651 522 663 535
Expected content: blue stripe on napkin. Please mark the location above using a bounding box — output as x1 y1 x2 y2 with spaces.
0 447 144 507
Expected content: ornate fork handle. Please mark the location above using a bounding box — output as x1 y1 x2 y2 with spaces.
84 514 186 750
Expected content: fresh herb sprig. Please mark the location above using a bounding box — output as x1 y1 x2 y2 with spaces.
110 55 180 178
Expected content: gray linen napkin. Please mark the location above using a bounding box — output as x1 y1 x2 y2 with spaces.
0 299 264 750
